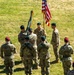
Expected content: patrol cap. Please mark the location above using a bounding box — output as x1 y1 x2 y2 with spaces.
41 36 46 41
37 22 41 25
25 36 29 40
20 25 24 29
5 37 10 41
28 28 32 32
51 23 56 26
64 37 69 42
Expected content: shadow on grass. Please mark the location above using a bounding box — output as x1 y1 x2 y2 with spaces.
14 67 24 72
15 60 22 65
50 60 58 64
0 65 5 69
0 68 24 73
0 69 6 74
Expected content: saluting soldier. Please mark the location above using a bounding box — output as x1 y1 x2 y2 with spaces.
20 36 36 75
28 28 38 69
1 37 16 75
59 37 73 75
67 62 74 75
51 23 60 62
34 22 46 46
38 36 50 75
18 25 27 46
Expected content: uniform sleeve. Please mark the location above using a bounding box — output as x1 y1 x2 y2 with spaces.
12 44 17 54
43 29 46 37
55 32 59 46
0 45 4 58
70 46 74 54
18 34 21 43
59 47 63 61
20 44 24 57
37 44 42 59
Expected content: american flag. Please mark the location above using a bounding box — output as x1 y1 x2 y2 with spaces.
42 0 51 26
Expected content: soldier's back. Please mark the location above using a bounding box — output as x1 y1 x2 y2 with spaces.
1 43 15 57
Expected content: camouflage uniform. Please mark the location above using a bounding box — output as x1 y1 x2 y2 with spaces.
59 44 73 75
20 41 35 75
34 27 46 46
18 31 27 45
38 41 50 75
1 42 16 75
29 33 38 69
67 69 74 75
51 28 60 61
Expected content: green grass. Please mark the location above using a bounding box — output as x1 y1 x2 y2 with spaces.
0 0 74 75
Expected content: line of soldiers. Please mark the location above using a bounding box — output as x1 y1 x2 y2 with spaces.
0 22 74 75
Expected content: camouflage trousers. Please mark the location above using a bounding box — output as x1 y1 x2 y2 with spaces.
4 57 14 75
39 59 50 75
23 59 33 75
62 60 71 75
52 45 59 61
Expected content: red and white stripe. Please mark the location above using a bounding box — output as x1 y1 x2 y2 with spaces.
42 0 51 26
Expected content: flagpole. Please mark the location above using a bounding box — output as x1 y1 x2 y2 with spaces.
43 13 45 30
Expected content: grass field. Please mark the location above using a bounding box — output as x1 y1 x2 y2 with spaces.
0 0 74 75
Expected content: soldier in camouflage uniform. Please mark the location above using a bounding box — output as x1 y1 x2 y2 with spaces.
34 22 46 46
67 62 74 75
28 28 38 69
59 37 73 75
51 23 60 62
20 36 36 75
38 36 50 75
18 25 27 46
1 37 16 75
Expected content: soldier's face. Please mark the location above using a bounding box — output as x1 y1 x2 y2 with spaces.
51 26 55 29
37 25 41 29
21 29 25 32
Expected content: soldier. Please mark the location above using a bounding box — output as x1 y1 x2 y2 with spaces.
20 36 35 75
18 25 27 46
1 37 16 75
67 62 74 75
38 36 50 75
59 37 73 75
34 22 46 46
28 28 38 69
51 23 60 62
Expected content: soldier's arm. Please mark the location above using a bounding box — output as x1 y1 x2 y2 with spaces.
12 44 17 54
20 44 24 57
59 47 63 61
1 46 4 58
70 46 74 54
43 29 47 37
37 44 42 59
55 32 59 46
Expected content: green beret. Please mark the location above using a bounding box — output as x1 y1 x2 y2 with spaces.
51 23 56 26
37 22 41 25
20 25 24 29
41 36 46 41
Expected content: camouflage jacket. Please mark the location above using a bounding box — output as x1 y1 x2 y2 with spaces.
34 27 46 45
51 28 60 46
18 31 27 45
1 42 16 59
37 42 50 59
20 42 36 59
59 44 73 61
